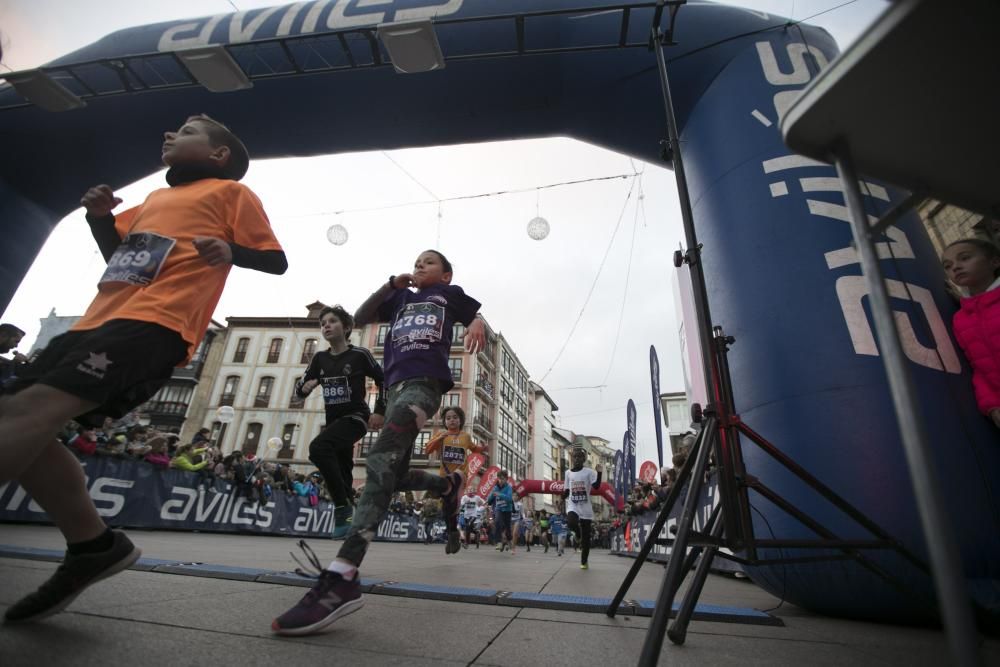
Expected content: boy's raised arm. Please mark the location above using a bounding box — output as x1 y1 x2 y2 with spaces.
354 275 407 327
81 185 123 262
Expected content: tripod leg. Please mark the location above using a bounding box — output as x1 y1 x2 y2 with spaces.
638 423 716 667
668 504 725 645
606 417 715 618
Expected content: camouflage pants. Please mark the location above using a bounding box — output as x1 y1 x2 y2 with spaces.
337 378 449 566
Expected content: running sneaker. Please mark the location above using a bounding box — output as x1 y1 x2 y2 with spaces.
3 530 141 624
445 530 462 555
580 563 589 570
332 505 353 539
271 541 364 636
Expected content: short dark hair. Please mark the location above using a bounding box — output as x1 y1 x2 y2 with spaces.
319 305 354 337
186 114 250 181
441 405 465 429
944 238 1000 277
0 323 25 337
424 249 453 274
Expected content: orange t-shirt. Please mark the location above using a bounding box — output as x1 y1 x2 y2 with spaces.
426 429 479 477
72 178 282 360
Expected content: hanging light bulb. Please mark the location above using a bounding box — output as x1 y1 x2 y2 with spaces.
527 216 550 240
326 223 349 245
527 187 550 240
216 405 235 424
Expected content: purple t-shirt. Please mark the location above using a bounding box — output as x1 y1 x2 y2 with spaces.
377 283 481 392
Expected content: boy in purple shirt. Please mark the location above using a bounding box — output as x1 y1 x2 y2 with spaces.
273 249 485 636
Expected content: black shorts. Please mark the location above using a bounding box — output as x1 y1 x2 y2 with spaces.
4 319 188 426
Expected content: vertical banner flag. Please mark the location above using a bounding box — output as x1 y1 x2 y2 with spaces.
650 345 665 472
613 448 625 511
626 399 637 486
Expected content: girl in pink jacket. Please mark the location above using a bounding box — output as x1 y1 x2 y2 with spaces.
942 238 1000 429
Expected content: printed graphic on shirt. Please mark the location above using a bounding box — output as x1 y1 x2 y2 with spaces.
99 232 176 287
570 480 589 503
391 302 445 345
321 376 351 405
442 445 467 465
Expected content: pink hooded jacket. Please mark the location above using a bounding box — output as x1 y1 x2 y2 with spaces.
952 286 1000 415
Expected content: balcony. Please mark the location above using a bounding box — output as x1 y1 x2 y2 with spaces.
478 343 496 368
475 377 496 403
254 395 272 409
219 393 236 407
473 413 494 436
144 400 189 417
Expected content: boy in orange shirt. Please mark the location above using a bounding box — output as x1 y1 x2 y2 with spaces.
0 114 286 624
425 405 485 553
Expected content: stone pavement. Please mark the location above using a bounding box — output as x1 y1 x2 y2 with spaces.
0 524 996 666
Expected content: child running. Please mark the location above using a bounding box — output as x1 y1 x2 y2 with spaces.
941 239 1000 429
550 504 568 556
510 496 524 554
272 249 484 635
487 469 515 552
0 115 286 624
425 405 485 552
295 304 386 537
460 482 486 549
562 448 603 569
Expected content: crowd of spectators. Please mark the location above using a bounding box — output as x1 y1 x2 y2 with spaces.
57 417 335 505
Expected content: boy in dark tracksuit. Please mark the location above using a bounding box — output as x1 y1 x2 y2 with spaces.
296 305 385 538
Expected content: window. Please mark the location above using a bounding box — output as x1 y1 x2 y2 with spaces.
266 338 283 363
442 393 461 407
301 338 317 364
376 324 390 346
289 376 305 408
279 423 296 458
242 422 262 455
359 431 378 457
254 376 274 408
452 322 465 345
210 421 228 450
448 357 463 382
413 431 431 457
233 337 250 363
220 375 240 406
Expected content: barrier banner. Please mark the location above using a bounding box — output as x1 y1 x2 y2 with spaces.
608 473 741 574
0 454 446 542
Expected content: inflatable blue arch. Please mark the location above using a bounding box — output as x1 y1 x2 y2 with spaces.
1 0 997 623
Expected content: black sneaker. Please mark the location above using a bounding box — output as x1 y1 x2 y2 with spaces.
439 471 463 529
3 530 141 624
445 530 461 555
271 568 363 636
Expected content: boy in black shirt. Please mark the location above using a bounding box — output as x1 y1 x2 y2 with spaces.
295 305 386 537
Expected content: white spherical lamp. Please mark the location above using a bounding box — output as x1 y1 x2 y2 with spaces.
326 223 349 245
527 216 550 240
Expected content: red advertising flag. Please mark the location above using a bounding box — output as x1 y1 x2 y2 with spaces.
467 452 486 478
477 465 501 499
639 460 658 484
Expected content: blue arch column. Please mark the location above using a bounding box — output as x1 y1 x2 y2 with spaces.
677 27 1000 620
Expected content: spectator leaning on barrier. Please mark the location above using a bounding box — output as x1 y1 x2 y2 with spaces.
67 426 98 457
143 437 171 469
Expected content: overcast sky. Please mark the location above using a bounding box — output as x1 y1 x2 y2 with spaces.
0 0 888 467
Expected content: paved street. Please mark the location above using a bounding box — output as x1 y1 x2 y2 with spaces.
0 524 996 665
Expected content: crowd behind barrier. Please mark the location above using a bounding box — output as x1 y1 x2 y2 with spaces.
0 443 452 542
